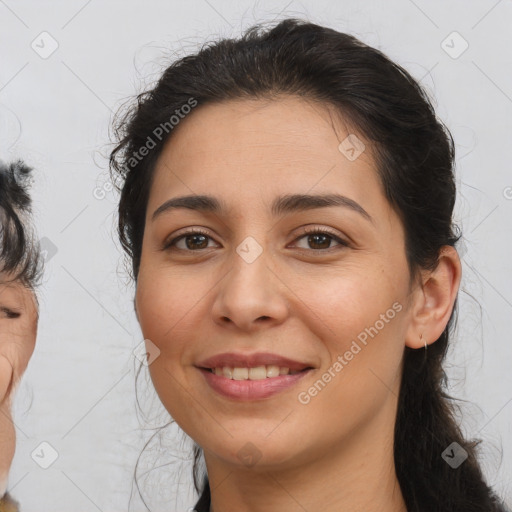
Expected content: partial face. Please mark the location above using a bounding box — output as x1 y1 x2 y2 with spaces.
135 96 416 470
0 276 38 496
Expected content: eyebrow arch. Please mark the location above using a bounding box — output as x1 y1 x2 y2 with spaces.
0 306 21 318
152 193 373 224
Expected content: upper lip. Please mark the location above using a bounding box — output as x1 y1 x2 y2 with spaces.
196 352 314 372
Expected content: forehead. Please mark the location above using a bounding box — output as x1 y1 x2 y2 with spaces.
0 273 37 310
148 96 391 223
0 273 24 292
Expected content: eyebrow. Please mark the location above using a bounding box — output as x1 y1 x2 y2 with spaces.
151 193 373 223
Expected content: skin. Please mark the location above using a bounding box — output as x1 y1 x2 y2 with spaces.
0 274 38 498
134 95 461 512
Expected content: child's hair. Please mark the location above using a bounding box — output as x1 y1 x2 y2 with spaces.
109 18 508 511
0 159 42 289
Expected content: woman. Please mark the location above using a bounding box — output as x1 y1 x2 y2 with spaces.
110 18 509 512
0 160 42 511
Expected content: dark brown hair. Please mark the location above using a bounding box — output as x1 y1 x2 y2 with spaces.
0 159 42 289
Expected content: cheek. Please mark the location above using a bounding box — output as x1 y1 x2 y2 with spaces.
294 267 395 344
297 270 406 392
135 268 207 359
135 272 200 423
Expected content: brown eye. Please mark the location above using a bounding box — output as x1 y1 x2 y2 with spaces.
304 233 333 250
163 228 216 252
181 233 210 250
292 227 349 252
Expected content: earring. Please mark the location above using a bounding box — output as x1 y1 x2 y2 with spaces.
420 333 427 351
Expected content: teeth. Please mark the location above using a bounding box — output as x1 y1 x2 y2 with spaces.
222 367 233 379
248 366 267 380
266 365 280 378
210 365 303 380
233 367 248 380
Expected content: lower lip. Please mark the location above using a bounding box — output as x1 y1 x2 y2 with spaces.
198 368 312 401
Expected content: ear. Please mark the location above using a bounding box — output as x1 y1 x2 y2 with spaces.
404 245 462 349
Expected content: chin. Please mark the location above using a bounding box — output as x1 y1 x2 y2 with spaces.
203 435 300 472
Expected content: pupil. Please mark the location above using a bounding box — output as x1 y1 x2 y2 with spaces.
309 234 329 249
187 234 208 250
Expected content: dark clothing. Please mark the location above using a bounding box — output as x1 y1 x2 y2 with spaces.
2 485 510 511
191 484 512 512
193 483 210 512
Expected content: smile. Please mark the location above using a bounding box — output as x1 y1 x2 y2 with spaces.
198 366 313 400
209 365 303 380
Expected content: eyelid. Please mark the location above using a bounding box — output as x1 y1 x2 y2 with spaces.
297 225 348 241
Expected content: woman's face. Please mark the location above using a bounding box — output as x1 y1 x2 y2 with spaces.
135 96 419 471
0 275 38 496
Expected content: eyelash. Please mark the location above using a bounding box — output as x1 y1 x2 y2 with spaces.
163 226 350 253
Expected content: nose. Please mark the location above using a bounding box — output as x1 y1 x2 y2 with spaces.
210 244 289 332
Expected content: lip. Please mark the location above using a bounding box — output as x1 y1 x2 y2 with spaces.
198 367 313 401
195 352 313 372
195 352 315 401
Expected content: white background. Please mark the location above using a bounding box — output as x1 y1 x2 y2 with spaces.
1 0 511 510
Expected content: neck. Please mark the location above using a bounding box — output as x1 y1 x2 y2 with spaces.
204 392 407 512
